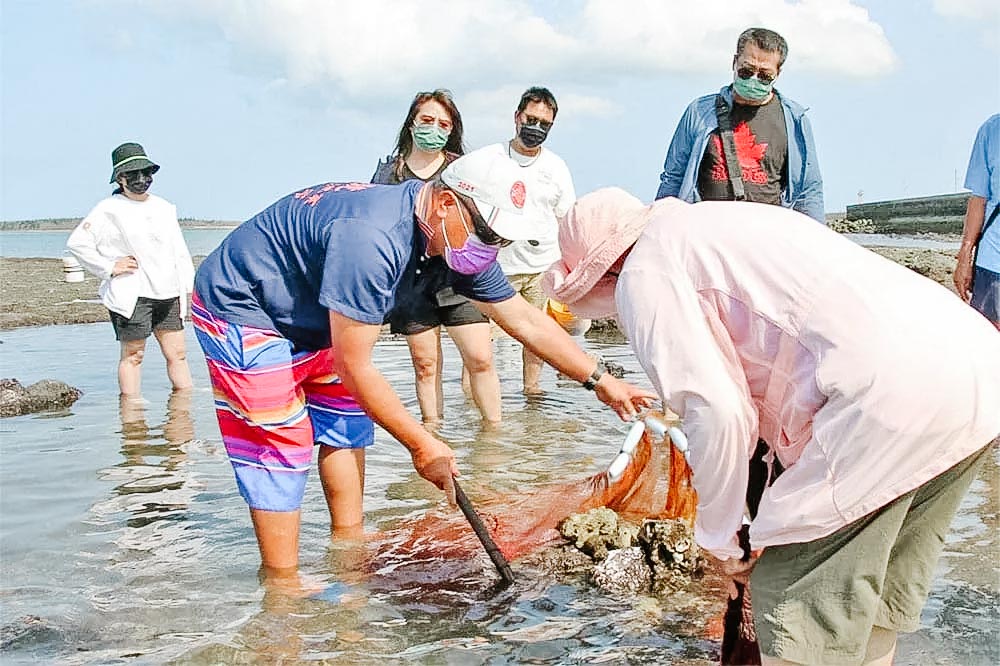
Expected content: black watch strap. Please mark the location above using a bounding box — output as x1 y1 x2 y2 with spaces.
582 365 605 391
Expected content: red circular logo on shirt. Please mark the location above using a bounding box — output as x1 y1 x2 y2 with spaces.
510 181 526 209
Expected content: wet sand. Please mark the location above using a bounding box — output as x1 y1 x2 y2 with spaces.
0 258 204 330
0 248 959 332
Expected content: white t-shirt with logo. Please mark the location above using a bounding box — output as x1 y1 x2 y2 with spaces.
488 142 576 275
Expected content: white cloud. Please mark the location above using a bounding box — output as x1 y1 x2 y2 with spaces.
570 0 897 77
933 0 1000 20
933 0 1000 48
110 0 898 113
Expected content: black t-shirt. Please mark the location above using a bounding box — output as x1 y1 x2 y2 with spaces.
697 95 787 205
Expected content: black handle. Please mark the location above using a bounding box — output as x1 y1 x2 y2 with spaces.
453 478 515 585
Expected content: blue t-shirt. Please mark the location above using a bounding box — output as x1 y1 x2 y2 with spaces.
964 114 1000 272
195 181 514 350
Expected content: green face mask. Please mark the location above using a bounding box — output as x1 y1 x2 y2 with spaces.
411 123 450 152
732 74 773 102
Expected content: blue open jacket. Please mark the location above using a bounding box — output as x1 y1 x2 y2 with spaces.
655 86 825 223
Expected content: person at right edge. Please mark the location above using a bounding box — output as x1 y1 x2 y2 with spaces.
655 27 824 223
954 113 1000 330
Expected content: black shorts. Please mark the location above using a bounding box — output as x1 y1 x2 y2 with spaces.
389 287 487 336
109 296 184 341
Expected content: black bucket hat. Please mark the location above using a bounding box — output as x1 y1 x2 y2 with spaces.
109 142 160 183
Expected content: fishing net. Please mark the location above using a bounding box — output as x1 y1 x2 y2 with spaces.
373 412 757 664
483 411 698 560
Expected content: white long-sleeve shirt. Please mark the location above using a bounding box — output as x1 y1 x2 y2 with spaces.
617 198 1000 560
67 194 194 319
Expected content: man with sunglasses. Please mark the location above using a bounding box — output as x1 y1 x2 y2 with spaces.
190 146 654 583
655 27 824 222
489 86 577 394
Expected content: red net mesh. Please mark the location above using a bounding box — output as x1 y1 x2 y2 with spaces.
382 413 696 562
373 415 756 665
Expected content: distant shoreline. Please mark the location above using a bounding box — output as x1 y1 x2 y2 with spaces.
0 220 238 232
0 249 959 331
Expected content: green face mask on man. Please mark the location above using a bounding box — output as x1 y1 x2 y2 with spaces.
411 123 451 152
732 72 774 103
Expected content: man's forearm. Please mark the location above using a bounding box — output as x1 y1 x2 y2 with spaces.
337 360 438 454
478 296 600 384
960 195 987 255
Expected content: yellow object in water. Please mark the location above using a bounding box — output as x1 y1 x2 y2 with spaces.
545 299 592 336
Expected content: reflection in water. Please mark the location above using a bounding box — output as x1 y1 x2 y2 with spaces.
90 391 202 582
113 391 195 528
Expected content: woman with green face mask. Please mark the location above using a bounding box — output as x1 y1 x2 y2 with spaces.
371 90 503 428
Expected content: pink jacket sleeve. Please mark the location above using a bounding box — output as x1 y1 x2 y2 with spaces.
617 265 756 560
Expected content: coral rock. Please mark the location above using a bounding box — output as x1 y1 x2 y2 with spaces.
592 546 652 594
558 507 639 561
0 378 82 418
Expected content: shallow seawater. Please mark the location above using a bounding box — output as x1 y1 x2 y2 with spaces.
844 232 961 250
0 323 996 665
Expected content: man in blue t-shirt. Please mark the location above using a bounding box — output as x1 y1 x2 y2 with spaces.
191 146 656 577
955 114 1000 329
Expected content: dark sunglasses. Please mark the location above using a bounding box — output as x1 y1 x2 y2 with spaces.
471 215 512 248
451 192 512 247
521 113 553 131
125 167 156 179
736 66 776 85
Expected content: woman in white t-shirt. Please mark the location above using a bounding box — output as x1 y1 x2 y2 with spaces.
67 142 194 398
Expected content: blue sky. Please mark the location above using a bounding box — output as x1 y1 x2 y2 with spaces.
1 0 997 222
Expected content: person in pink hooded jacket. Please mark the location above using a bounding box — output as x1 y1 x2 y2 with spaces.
543 188 1000 666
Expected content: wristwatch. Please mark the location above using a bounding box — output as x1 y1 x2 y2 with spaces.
582 365 605 391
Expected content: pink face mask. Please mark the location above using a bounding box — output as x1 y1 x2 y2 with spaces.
442 194 500 274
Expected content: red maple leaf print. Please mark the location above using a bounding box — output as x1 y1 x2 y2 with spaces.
709 122 769 185
733 122 768 184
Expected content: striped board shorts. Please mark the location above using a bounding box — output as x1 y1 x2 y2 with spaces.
191 294 373 512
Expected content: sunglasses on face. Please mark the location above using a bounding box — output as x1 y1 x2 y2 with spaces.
451 192 511 247
124 168 156 179
520 113 553 131
735 65 776 85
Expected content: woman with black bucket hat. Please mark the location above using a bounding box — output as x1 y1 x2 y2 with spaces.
67 142 195 398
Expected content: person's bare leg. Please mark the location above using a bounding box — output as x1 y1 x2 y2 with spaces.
250 508 301 570
460 365 472 396
861 626 897 666
318 446 366 539
154 328 193 391
448 322 501 423
522 345 545 395
406 328 444 425
118 338 147 397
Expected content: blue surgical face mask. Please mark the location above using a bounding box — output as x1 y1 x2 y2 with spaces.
732 73 773 102
441 194 499 274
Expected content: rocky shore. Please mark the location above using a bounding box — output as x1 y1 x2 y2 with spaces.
0 247 959 332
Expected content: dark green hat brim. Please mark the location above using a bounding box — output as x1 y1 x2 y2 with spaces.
110 158 160 183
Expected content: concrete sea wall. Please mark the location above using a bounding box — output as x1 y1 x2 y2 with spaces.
841 192 970 234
